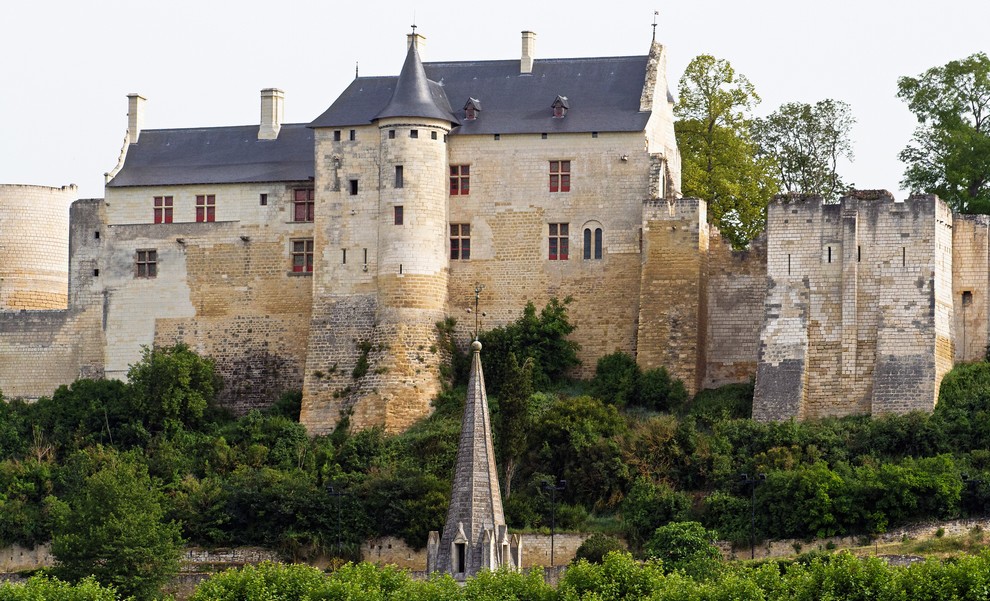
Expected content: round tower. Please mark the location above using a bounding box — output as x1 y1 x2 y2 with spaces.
0 184 76 310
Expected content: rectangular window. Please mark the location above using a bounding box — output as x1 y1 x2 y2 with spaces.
394 205 404 225
450 223 471 260
455 542 466 574
334 130 341 141
135 249 157 278
549 161 571 192
260 193 268 206
294 188 315 222
291 239 314 273
195 194 216 223
431 131 437 140
349 180 359 195
549 223 569 260
450 165 470 195
388 129 396 139
395 165 404 188
349 129 356 141
410 129 418 139
153 196 173 224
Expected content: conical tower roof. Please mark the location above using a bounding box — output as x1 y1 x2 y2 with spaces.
375 38 458 124
436 339 506 575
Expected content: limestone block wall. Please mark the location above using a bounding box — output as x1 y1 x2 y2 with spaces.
102 182 314 413
0 184 75 310
446 131 651 380
754 192 953 421
705 229 766 389
637 198 708 395
360 533 591 571
952 214 989 362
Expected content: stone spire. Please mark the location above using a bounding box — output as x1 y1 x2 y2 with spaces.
427 340 520 580
375 35 457 124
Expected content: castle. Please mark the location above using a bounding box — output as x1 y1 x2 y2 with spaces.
0 31 979 428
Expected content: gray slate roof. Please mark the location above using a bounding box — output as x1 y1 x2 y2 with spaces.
107 123 314 188
375 41 459 124
310 55 652 134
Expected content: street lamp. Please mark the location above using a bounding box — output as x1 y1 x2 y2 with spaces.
739 473 766 560
327 483 350 559
542 478 566 567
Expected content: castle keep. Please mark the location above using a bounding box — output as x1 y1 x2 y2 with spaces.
0 31 982 426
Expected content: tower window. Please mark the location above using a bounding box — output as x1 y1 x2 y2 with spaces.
450 165 470 195
549 223 569 260
431 131 437 140
153 196 173 224
450 224 470 260
549 161 571 192
394 205 404 225
395 165 404 189
410 129 419 139
294 188 315 222
388 130 396 139
349 180 359 195
963 290 974 306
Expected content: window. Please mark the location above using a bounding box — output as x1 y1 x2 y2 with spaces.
455 543 466 574
388 129 396 139
349 129 356 141
294 188 315 222
494 134 500 141
552 95 569 118
94 231 100 239
450 224 470 260
153 196 173 224
541 132 548 139
450 165 470 195
549 223 569 260
196 194 216 222
550 161 571 192
136 249 157 278
583 227 603 260
963 291 974 306
291 239 314 273
349 179 359 195
410 129 418 139
431 131 437 140
395 165 404 188
260 193 268 206
394 205 403 225
333 130 341 141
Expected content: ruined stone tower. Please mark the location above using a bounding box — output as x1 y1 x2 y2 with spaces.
427 339 520 579
301 35 458 434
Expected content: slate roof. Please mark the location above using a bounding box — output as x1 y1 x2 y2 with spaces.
106 123 314 188
374 41 459 124
310 55 652 134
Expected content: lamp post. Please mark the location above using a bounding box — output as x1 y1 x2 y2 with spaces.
466 283 487 340
327 483 350 559
542 478 566 567
739 473 766 560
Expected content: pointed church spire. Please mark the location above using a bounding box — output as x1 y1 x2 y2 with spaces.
375 33 458 124
428 339 520 579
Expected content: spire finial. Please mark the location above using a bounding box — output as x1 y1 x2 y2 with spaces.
652 10 659 42
355 62 359 78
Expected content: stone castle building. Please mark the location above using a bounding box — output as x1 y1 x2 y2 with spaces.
0 30 981 426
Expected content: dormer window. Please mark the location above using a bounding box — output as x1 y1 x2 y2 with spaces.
464 98 482 121
551 95 569 118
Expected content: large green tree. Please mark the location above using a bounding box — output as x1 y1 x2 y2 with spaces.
50 451 183 600
754 99 855 201
675 54 779 248
897 52 990 213
127 343 220 433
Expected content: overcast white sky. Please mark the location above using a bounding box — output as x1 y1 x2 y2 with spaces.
2 1 988 199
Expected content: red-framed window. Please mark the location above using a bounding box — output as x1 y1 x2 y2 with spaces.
549 223 569 260
450 165 470 195
450 224 470 260
136 249 157 278
294 188 315 222
153 196 173 224
549 160 571 192
196 194 216 222
291 239 314 273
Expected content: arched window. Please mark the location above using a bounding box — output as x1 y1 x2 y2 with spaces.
583 226 603 260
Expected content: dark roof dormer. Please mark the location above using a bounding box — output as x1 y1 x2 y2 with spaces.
464 98 482 121
375 38 458 124
552 95 569 118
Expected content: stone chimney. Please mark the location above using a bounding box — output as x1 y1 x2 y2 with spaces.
406 33 426 58
520 31 536 74
258 88 284 140
127 93 145 143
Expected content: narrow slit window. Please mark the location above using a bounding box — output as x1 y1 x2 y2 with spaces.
827 246 832 263
349 180 359 195
342 249 347 264
788 254 792 275
902 247 906 266
395 165 404 189
394 205 403 225
858 246 861 262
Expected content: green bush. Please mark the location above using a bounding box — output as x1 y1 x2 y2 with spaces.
646 521 722 580
574 533 626 564
0 574 119 601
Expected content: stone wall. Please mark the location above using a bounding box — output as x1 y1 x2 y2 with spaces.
0 185 75 310
361 533 592 571
952 214 990 362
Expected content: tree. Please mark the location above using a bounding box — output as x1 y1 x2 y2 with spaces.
675 54 779 248
495 353 535 499
897 53 990 213
50 451 183 600
126 343 220 433
645 521 722 579
754 99 855 201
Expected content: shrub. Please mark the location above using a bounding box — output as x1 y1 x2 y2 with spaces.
575 533 626 564
646 521 722 580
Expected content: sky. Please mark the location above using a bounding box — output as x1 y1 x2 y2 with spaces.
2 1 988 200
